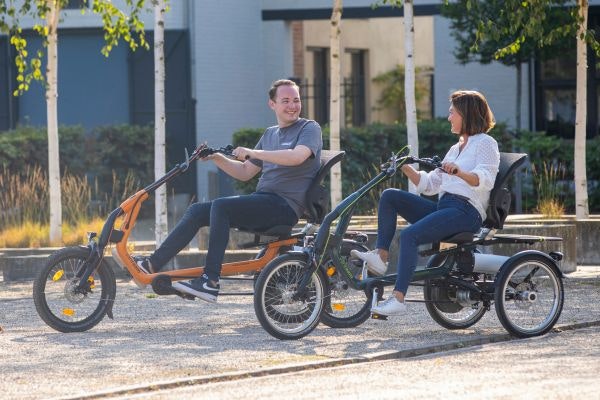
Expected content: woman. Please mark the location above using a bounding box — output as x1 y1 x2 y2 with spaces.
352 90 500 316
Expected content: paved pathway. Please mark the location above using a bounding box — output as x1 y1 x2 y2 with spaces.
0 267 598 400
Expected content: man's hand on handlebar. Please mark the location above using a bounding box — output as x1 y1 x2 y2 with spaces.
231 147 253 161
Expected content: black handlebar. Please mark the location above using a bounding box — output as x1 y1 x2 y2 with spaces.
191 143 235 160
384 153 457 175
143 143 241 195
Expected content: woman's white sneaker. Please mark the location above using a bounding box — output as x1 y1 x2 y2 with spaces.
371 296 407 316
350 249 387 276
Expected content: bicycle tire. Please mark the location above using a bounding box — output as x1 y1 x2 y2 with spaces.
320 240 372 328
494 253 564 338
253 253 326 340
33 246 116 333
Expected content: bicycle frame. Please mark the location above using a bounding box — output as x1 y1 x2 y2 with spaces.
74 144 300 292
295 150 476 298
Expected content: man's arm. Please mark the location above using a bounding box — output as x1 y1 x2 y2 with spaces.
233 145 313 167
207 153 262 182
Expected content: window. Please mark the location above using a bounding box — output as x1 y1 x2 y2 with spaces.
312 48 329 126
344 49 367 127
63 0 89 10
536 12 600 138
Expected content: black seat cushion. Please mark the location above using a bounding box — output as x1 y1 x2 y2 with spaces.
237 224 293 238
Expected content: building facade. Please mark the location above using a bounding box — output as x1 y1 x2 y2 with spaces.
1 0 598 202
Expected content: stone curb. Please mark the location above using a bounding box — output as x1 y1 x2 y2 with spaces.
60 320 600 400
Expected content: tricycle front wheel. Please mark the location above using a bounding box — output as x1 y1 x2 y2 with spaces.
33 246 116 333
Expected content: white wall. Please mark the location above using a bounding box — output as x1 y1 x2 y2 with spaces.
190 1 292 200
433 16 531 134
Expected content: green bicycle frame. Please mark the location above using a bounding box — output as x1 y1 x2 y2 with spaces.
308 152 458 292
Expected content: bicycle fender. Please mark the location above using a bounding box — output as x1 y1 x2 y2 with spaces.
285 250 311 263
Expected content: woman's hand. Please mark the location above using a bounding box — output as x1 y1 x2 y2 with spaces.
441 162 459 175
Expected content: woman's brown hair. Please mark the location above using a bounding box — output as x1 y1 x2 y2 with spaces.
450 90 496 135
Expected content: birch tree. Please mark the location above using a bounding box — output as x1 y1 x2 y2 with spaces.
377 0 419 191
329 0 343 206
153 0 167 244
0 0 148 243
46 0 61 244
403 0 418 193
574 0 589 218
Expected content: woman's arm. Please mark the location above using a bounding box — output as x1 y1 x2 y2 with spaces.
401 164 421 186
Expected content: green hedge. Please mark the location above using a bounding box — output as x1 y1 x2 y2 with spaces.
232 121 600 214
0 125 87 177
0 124 154 201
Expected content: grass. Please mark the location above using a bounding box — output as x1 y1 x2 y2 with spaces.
0 218 105 248
532 161 566 219
0 167 137 248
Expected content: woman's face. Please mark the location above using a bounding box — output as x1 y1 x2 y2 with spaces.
448 104 463 135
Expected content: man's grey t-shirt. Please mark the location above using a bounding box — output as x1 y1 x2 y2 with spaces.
250 118 322 218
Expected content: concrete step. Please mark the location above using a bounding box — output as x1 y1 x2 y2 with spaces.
0 248 259 282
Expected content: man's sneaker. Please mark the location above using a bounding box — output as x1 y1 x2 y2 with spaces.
350 249 388 276
371 296 407 316
172 274 220 303
133 256 157 274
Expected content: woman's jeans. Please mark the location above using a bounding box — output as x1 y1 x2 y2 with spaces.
376 189 482 294
149 192 298 282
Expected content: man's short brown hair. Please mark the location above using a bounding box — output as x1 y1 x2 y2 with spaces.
450 90 496 135
269 79 300 101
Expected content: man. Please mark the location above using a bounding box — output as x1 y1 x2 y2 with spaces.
136 79 323 303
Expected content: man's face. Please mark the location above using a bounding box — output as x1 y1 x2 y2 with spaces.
269 85 301 127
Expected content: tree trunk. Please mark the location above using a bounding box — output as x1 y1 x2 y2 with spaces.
329 0 343 207
513 61 523 213
574 0 589 219
46 0 61 244
154 0 168 244
404 0 419 192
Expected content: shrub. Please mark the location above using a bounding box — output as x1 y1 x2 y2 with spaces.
90 124 154 195
0 125 87 177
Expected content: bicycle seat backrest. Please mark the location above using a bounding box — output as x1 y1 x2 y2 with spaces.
304 150 346 224
483 152 528 230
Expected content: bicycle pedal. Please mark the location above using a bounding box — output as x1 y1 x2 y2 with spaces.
371 312 388 321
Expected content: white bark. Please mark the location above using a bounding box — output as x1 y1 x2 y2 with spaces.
574 0 589 219
404 0 419 192
329 0 343 207
154 0 168 244
47 0 62 244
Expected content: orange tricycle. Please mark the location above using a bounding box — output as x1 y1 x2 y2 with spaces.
32 143 369 332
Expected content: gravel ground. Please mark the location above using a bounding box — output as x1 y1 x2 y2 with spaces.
135 326 600 400
0 267 598 400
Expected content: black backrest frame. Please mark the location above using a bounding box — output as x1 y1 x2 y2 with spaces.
304 150 345 223
483 152 528 229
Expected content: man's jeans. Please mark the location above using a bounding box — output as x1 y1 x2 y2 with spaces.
375 189 482 294
149 192 297 281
